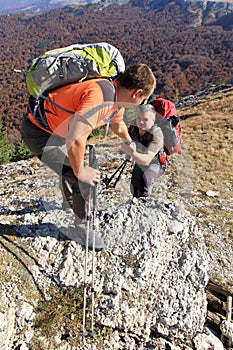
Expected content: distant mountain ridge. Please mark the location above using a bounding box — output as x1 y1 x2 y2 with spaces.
134 0 233 26
1 0 233 16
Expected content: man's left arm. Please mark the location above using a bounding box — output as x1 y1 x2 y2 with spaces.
121 128 164 166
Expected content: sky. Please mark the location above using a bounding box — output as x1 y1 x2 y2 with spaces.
0 0 27 11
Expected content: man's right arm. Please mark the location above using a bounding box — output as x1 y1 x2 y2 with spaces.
110 122 132 142
66 117 101 186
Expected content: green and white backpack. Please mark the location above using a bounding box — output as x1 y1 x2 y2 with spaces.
26 42 125 100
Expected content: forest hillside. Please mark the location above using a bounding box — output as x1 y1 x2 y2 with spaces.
0 0 233 142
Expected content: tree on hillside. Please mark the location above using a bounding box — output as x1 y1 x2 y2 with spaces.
0 124 15 164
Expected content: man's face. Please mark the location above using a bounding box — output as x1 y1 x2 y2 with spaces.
123 87 154 109
136 112 155 131
133 95 149 107
133 88 154 107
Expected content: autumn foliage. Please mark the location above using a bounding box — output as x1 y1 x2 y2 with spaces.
0 1 233 142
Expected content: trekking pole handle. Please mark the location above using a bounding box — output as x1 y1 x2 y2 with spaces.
89 144 98 170
88 144 98 207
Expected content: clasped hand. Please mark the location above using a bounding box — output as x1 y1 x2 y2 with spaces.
121 141 136 157
78 165 101 186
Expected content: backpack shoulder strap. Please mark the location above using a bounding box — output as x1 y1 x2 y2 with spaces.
41 94 75 114
41 77 115 115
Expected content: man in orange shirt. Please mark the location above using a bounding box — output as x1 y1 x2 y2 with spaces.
20 64 156 250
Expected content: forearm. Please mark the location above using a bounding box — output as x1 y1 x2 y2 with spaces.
131 150 155 166
121 142 155 166
67 137 101 185
66 119 97 184
67 138 86 179
110 122 132 142
132 139 163 166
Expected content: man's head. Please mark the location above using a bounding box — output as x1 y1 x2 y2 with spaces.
136 104 156 131
116 64 156 108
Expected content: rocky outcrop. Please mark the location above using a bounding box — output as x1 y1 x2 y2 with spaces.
96 198 208 342
0 158 211 349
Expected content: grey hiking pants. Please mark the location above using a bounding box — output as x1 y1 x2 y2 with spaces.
20 115 88 220
131 162 165 198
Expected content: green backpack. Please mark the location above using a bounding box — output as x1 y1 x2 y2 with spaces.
26 42 125 100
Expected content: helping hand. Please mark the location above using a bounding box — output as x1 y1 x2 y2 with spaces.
125 154 132 161
121 141 136 157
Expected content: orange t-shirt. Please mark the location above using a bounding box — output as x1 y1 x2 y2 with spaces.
27 79 124 138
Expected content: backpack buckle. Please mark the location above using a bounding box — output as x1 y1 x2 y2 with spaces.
158 151 168 167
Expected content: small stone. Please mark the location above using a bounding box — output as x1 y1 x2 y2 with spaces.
205 190 219 197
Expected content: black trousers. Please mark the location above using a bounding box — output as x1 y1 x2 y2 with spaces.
20 115 88 220
131 162 165 198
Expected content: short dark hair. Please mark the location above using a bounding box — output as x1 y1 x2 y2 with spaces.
138 104 156 117
116 64 156 96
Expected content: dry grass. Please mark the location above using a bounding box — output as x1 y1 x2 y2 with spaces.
0 235 41 308
179 88 233 237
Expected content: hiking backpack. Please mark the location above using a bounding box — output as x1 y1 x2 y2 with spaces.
150 98 181 155
26 42 125 100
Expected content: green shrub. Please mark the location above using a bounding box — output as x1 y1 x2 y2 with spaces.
0 125 33 164
124 107 137 124
89 126 105 138
11 140 33 162
0 125 15 165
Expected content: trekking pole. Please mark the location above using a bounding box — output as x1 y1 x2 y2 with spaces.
104 159 128 189
112 159 128 188
81 144 97 340
82 177 92 339
89 144 98 337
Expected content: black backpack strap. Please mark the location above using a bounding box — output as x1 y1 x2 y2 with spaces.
28 96 50 130
40 94 75 114
28 79 117 131
28 94 75 131
39 78 115 116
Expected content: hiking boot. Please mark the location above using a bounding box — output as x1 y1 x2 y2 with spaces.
75 218 106 252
